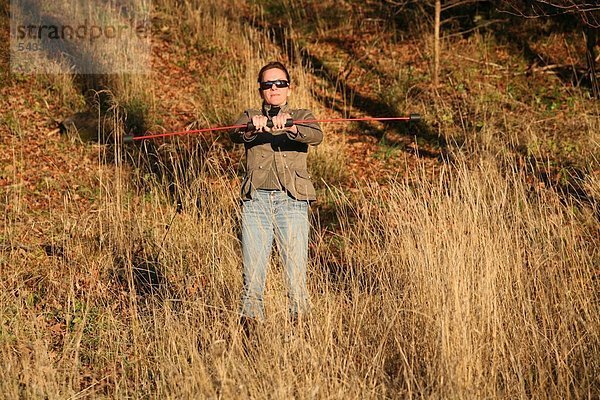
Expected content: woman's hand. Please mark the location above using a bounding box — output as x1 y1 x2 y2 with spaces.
272 113 297 133
251 113 298 134
251 115 269 132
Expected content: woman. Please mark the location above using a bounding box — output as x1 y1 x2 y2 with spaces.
230 61 323 322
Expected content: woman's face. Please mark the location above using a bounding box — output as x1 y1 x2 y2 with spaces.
260 68 290 106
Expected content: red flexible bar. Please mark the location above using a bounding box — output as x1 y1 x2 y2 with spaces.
125 115 420 142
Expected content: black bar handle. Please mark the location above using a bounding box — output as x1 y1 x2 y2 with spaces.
247 118 294 131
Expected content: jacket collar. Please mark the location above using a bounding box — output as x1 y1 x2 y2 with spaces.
262 102 290 116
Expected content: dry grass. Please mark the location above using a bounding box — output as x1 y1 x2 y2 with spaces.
2 0 599 399
2 148 598 398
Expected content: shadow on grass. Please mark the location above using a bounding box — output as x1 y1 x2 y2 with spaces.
0 2 10 83
112 239 171 300
492 16 598 98
514 154 600 221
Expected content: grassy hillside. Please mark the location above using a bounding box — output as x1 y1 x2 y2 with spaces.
1 0 598 398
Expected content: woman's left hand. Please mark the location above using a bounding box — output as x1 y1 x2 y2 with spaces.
272 113 298 133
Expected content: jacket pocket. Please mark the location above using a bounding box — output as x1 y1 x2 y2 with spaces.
294 169 314 197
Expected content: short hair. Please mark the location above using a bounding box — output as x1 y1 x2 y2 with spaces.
257 61 291 84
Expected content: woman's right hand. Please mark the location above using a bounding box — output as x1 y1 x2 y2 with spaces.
251 115 269 132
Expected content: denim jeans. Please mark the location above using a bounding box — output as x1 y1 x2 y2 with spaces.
240 189 310 320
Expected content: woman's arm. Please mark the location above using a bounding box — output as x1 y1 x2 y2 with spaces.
287 110 323 145
229 111 259 143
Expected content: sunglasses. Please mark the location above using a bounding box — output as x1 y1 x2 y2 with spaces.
259 79 290 90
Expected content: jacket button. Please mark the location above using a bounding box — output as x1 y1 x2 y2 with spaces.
283 154 286 157
259 166 263 169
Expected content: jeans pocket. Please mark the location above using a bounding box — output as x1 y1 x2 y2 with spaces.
242 198 257 213
290 198 308 213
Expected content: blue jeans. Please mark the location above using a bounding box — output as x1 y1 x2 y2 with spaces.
240 189 310 320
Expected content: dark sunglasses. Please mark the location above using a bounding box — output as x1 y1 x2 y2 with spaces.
259 79 289 90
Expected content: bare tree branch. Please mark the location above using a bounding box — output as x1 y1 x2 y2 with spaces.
498 0 600 27
441 0 488 12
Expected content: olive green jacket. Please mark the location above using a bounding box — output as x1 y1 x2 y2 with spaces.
230 103 323 201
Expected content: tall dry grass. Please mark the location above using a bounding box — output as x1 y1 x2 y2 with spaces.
2 1 599 399
1 137 598 398
325 156 598 398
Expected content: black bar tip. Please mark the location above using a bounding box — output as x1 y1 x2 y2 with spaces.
410 113 421 122
123 135 134 143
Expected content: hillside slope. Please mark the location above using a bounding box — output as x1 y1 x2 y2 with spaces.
1 1 599 398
